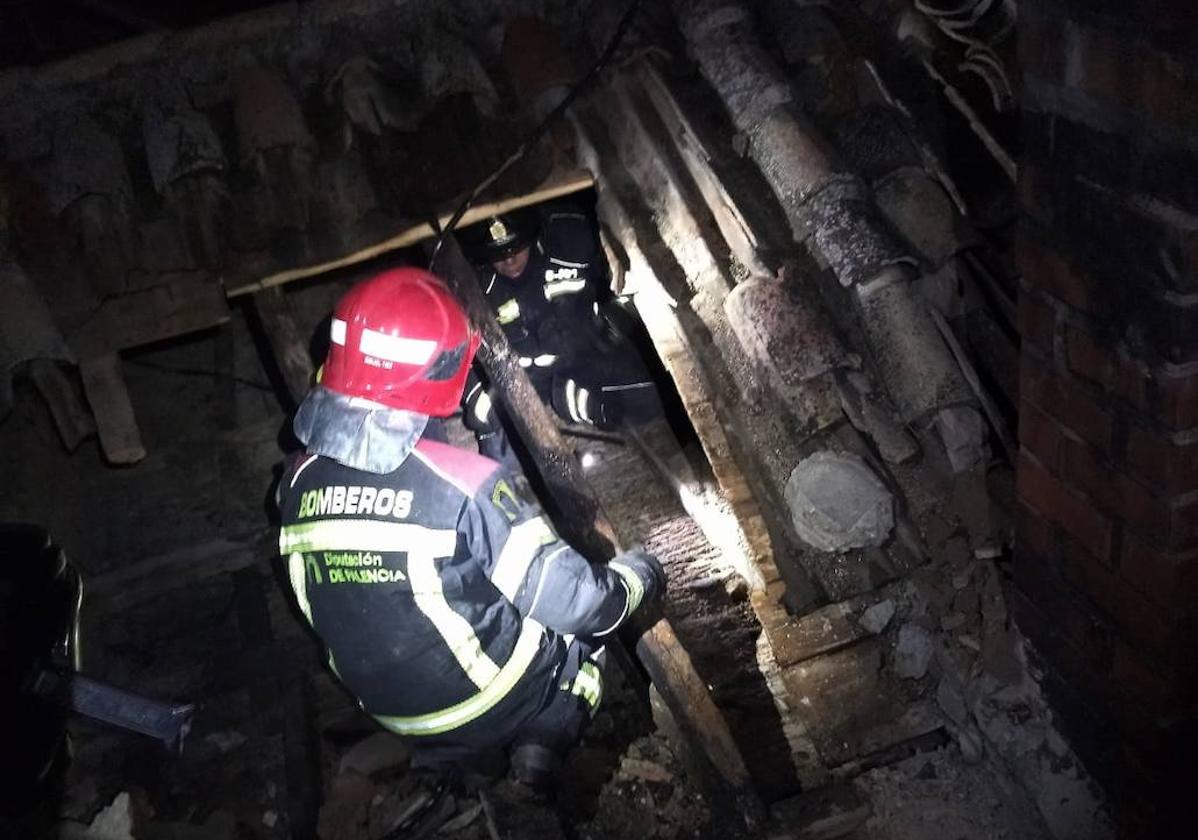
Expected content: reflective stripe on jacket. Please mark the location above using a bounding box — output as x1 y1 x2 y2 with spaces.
276 437 641 737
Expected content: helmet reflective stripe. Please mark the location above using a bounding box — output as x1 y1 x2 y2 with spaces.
331 318 348 345
359 329 437 366
373 617 545 736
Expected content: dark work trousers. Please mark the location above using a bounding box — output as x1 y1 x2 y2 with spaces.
406 637 605 776
463 338 661 464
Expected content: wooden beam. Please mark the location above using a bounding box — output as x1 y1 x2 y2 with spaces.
635 61 773 279
432 234 765 829
28 359 95 451
225 168 595 298
68 279 229 358
251 286 315 408
79 353 145 465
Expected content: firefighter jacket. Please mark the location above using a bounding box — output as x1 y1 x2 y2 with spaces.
276 436 655 739
482 210 603 373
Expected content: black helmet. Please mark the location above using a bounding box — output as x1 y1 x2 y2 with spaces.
462 210 538 264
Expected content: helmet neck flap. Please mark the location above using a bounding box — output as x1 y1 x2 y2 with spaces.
294 386 428 474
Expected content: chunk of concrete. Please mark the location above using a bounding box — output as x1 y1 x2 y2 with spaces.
893 623 934 680
858 599 896 635
785 451 895 552
934 404 988 473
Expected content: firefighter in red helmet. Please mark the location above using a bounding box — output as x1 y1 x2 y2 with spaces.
276 268 665 790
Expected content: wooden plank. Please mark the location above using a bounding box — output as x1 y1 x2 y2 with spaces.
226 168 595 298
69 279 229 358
780 640 944 768
432 234 765 829
85 535 262 613
79 353 146 464
28 358 95 451
635 61 772 278
251 286 314 407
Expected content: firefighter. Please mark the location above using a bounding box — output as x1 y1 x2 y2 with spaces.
276 267 665 790
461 207 660 461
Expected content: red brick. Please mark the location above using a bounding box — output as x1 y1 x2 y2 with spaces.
1064 540 1176 648
1017 163 1051 223
1060 435 1174 536
1126 424 1198 495
1110 641 1187 717
1018 400 1063 469
1137 43 1198 131
1064 325 1148 402
1016 500 1059 562
1075 27 1198 131
1015 238 1095 314
1016 289 1058 355
1121 534 1198 611
1077 26 1132 106
1150 367 1198 429
1019 13 1066 84
1018 451 1115 560
1020 355 1114 451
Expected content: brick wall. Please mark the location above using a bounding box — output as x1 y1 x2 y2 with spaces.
1014 2 1198 835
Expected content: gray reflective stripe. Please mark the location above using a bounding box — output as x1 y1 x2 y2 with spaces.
287 552 314 624
549 256 588 269
409 554 500 690
372 618 545 736
565 379 593 424
533 354 557 367
490 517 555 602
280 519 457 557
609 561 645 613
600 381 654 392
544 278 587 299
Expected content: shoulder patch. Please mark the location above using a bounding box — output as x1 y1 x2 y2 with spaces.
412 439 500 496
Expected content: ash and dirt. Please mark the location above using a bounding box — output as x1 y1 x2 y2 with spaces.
848 745 1049 840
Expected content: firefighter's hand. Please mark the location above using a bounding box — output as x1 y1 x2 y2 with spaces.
614 545 666 607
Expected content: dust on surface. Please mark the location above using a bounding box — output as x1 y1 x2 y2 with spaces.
848 745 1051 840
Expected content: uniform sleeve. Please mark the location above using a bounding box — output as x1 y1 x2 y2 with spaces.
538 212 603 359
458 469 646 637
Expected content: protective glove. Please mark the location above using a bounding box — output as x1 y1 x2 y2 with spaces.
611 545 666 611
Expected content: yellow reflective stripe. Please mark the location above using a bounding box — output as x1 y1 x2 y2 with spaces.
279 520 457 558
609 562 645 613
287 552 314 624
409 554 500 689
497 299 520 324
373 618 545 736
570 662 603 712
543 278 587 299
490 517 555 602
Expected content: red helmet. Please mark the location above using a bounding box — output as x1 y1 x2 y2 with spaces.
320 268 479 416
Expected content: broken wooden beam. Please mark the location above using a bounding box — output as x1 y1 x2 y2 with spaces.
251 286 315 409
432 234 765 829
79 353 145 465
